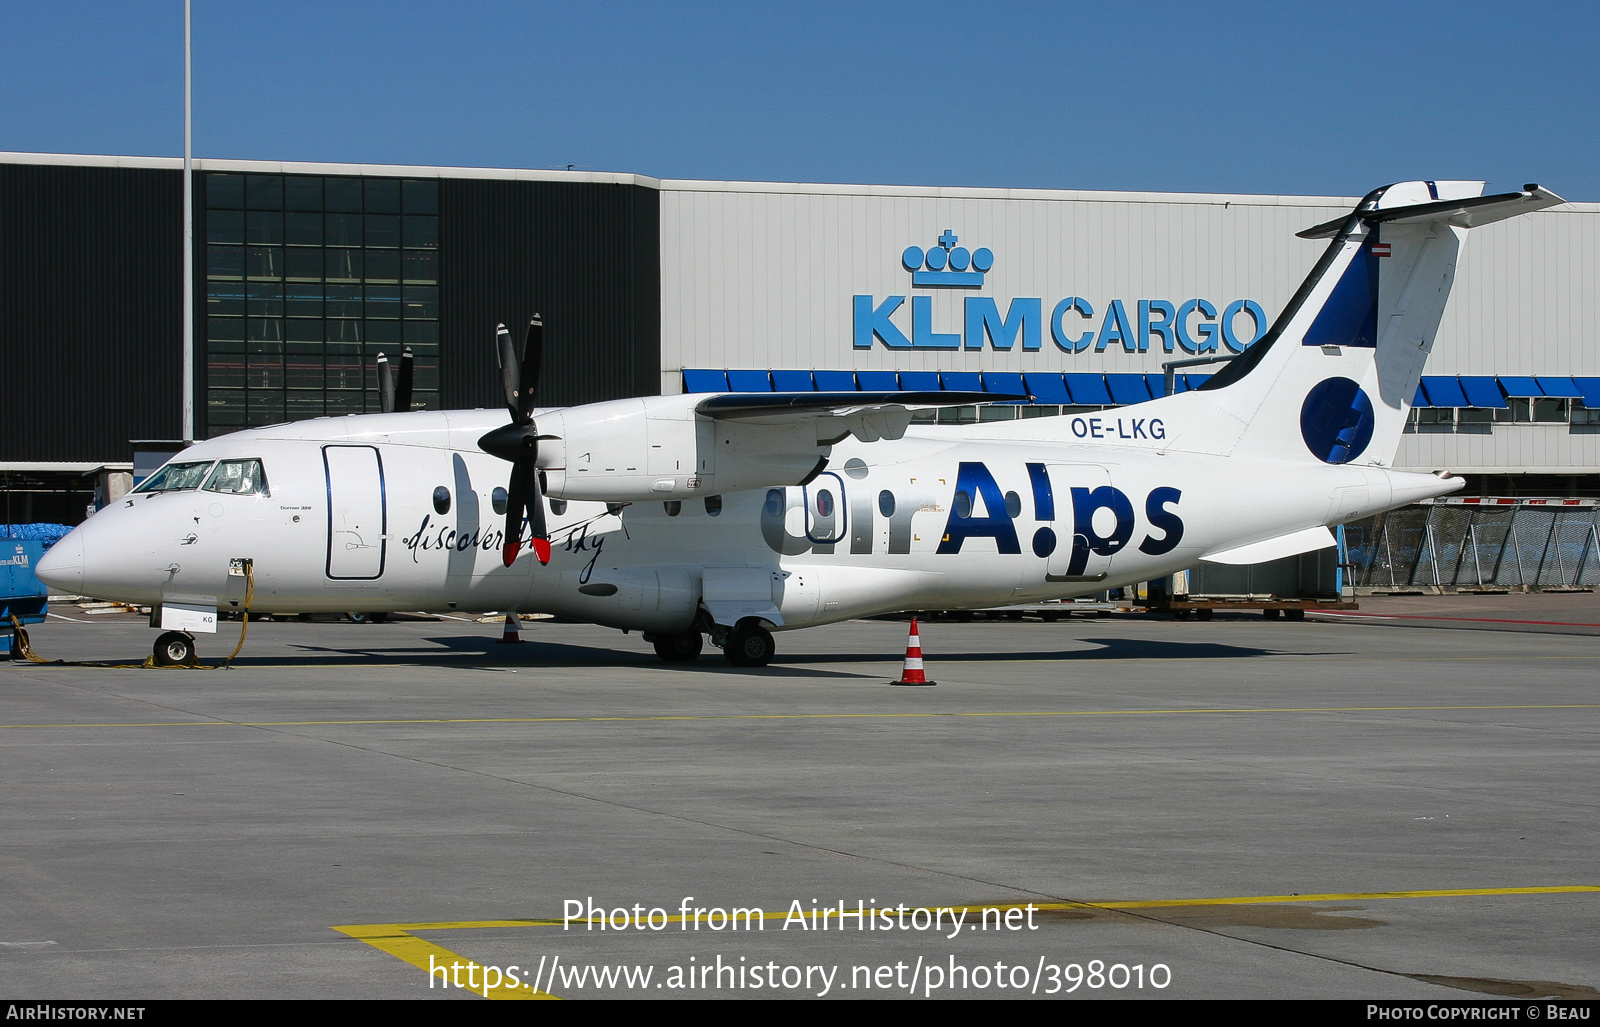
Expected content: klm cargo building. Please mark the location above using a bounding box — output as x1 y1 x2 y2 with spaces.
3 152 1596 589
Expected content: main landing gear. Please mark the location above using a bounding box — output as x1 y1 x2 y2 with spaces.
646 621 777 668
152 631 197 666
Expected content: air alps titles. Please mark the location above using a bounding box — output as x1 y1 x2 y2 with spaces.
563 897 1040 938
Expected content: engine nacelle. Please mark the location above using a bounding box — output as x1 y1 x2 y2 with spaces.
537 394 826 502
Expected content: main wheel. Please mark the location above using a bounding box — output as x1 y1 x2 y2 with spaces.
1263 608 1282 620
724 624 775 667
1195 608 1214 621
653 631 704 662
153 631 196 666
1284 608 1306 621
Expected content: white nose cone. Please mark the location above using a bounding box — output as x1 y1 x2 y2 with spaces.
34 531 84 594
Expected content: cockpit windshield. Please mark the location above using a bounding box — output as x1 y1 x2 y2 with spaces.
131 461 215 494
203 459 269 496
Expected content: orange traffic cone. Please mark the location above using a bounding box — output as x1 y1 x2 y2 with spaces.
892 617 935 686
498 612 524 644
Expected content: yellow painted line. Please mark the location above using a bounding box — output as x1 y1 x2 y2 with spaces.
337 885 1598 998
4 703 1599 731
330 923 555 1001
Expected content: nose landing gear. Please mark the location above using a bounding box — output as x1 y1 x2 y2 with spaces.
152 631 198 667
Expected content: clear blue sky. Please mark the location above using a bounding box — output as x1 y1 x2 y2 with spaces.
4 1 1596 200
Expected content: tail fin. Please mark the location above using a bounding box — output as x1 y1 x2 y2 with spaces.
1184 181 1562 466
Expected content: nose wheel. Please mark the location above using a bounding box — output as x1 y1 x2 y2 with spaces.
152 631 197 667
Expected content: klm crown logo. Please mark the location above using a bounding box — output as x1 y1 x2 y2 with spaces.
903 230 993 287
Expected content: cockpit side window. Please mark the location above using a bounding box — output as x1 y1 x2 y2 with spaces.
132 461 215 493
203 459 269 496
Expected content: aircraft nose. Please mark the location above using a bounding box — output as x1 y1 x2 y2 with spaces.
34 531 84 594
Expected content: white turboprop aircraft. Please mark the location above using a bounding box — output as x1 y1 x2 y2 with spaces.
36 181 1562 667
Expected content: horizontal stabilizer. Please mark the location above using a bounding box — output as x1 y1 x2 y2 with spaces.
695 391 1019 421
1298 184 1564 239
1200 525 1336 565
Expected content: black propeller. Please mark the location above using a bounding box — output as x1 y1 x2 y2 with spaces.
477 317 554 567
375 347 414 414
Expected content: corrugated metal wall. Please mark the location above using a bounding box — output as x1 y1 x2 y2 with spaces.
440 179 659 410
0 164 184 462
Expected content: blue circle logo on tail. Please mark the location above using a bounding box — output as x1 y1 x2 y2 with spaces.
1300 377 1375 463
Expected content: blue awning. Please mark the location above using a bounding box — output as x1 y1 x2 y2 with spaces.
1063 374 1112 405
1022 372 1071 404
727 369 774 392
981 371 1027 401
1105 373 1152 405
1412 384 1430 407
1574 378 1600 408
1534 376 1583 398
1144 373 1171 398
682 369 728 393
855 370 898 391
1420 376 1469 407
813 370 858 391
1184 373 1212 391
770 369 814 391
1497 376 1543 398
1458 376 1508 408
898 370 941 391
940 371 984 393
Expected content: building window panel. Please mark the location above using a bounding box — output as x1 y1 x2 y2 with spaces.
206 210 245 245
207 245 244 279
246 211 283 245
364 178 401 213
365 214 401 248
365 285 403 318
206 353 246 389
208 389 245 423
206 282 246 316
402 285 438 319
207 317 245 342
285 176 323 211
326 214 363 247
364 251 401 283
247 354 284 389
246 175 283 209
285 318 324 343
246 393 287 425
364 320 402 347
326 320 363 346
285 352 325 389
246 246 284 280
325 284 363 318
324 353 365 391
285 390 325 418
325 248 362 282
402 215 439 249
206 173 244 209
403 321 439 345
402 179 438 214
246 283 284 317
285 248 324 280
285 284 323 318
285 211 323 246
325 178 362 212
325 391 364 415
402 250 437 283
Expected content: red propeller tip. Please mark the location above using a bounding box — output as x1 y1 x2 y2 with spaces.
502 541 521 567
532 538 552 565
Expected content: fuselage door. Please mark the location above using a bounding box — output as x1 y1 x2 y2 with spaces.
802 472 848 553
1039 463 1123 583
324 445 387 579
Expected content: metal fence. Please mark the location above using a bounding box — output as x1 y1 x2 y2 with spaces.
1345 500 1600 590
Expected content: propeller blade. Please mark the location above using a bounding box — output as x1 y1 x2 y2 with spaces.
501 459 530 567
519 315 542 422
495 323 522 422
394 346 414 413
376 352 394 414
501 454 551 567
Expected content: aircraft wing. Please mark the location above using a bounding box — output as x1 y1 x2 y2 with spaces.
695 390 1027 443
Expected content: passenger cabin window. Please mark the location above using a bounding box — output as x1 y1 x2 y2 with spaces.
133 461 215 493
203 459 269 496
